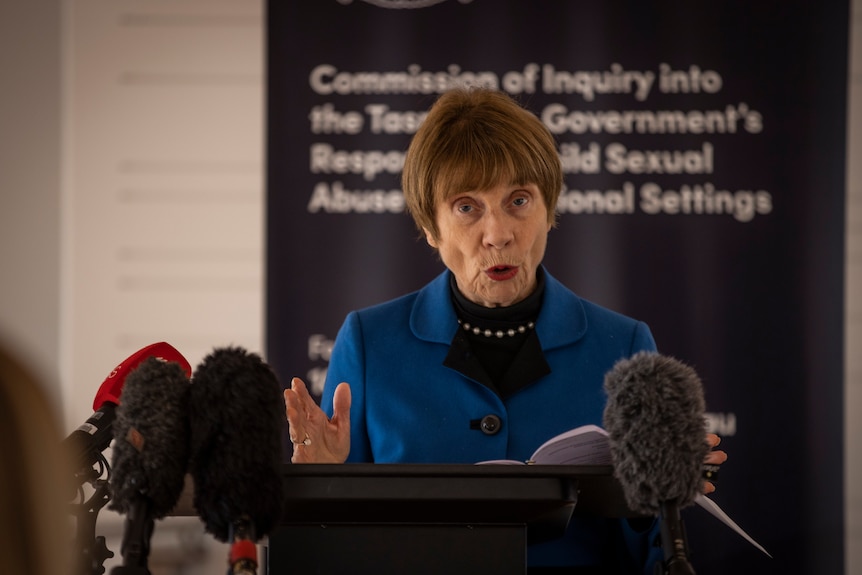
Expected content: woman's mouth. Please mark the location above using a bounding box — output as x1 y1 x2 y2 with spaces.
485 265 519 281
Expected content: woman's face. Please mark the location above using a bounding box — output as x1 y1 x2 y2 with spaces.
425 182 551 308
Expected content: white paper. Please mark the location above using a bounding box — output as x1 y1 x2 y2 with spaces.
695 494 772 558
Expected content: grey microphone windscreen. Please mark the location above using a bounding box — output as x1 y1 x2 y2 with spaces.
602 351 709 515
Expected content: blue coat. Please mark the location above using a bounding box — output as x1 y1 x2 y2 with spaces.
321 267 662 571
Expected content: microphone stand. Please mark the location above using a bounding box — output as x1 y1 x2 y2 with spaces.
111 496 154 575
227 517 259 575
70 454 115 575
657 500 696 575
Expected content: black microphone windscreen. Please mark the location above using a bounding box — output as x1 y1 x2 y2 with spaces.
109 357 191 519
602 351 709 515
189 346 285 542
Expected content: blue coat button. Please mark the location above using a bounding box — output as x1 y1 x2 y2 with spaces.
480 414 501 435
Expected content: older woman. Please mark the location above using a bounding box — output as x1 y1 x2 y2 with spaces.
285 87 726 573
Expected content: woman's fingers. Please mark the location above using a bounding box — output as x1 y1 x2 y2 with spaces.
704 434 728 464
705 450 728 465
702 433 728 494
284 378 314 443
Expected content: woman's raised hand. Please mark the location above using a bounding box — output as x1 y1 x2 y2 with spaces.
283 377 351 463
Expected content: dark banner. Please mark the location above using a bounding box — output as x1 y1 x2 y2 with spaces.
266 1 848 573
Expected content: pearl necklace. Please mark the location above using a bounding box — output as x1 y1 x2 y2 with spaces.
458 318 535 339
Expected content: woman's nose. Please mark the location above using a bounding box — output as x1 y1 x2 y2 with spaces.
482 211 514 249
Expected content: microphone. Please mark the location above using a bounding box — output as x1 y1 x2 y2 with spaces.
108 356 192 575
189 347 285 575
63 342 192 474
602 351 709 575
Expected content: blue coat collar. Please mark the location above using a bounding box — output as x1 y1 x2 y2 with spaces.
410 267 587 350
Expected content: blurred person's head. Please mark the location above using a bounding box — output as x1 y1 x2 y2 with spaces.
0 341 72 575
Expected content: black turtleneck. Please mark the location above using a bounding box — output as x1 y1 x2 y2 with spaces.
443 268 551 398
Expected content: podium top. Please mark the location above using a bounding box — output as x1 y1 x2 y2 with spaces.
170 464 640 523
278 463 639 524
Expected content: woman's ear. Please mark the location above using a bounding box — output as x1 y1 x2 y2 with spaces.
423 227 438 248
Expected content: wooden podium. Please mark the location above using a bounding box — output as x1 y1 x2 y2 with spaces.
266 463 633 575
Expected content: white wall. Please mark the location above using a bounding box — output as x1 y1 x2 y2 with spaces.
0 0 62 388
1 1 860 573
3 1 262 572
63 1 264 572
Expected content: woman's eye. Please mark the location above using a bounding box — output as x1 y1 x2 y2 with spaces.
512 196 528 207
456 203 474 214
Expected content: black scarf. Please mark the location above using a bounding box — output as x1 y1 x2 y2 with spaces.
444 268 551 398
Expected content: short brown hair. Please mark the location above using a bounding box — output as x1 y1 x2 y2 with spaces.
402 87 562 240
